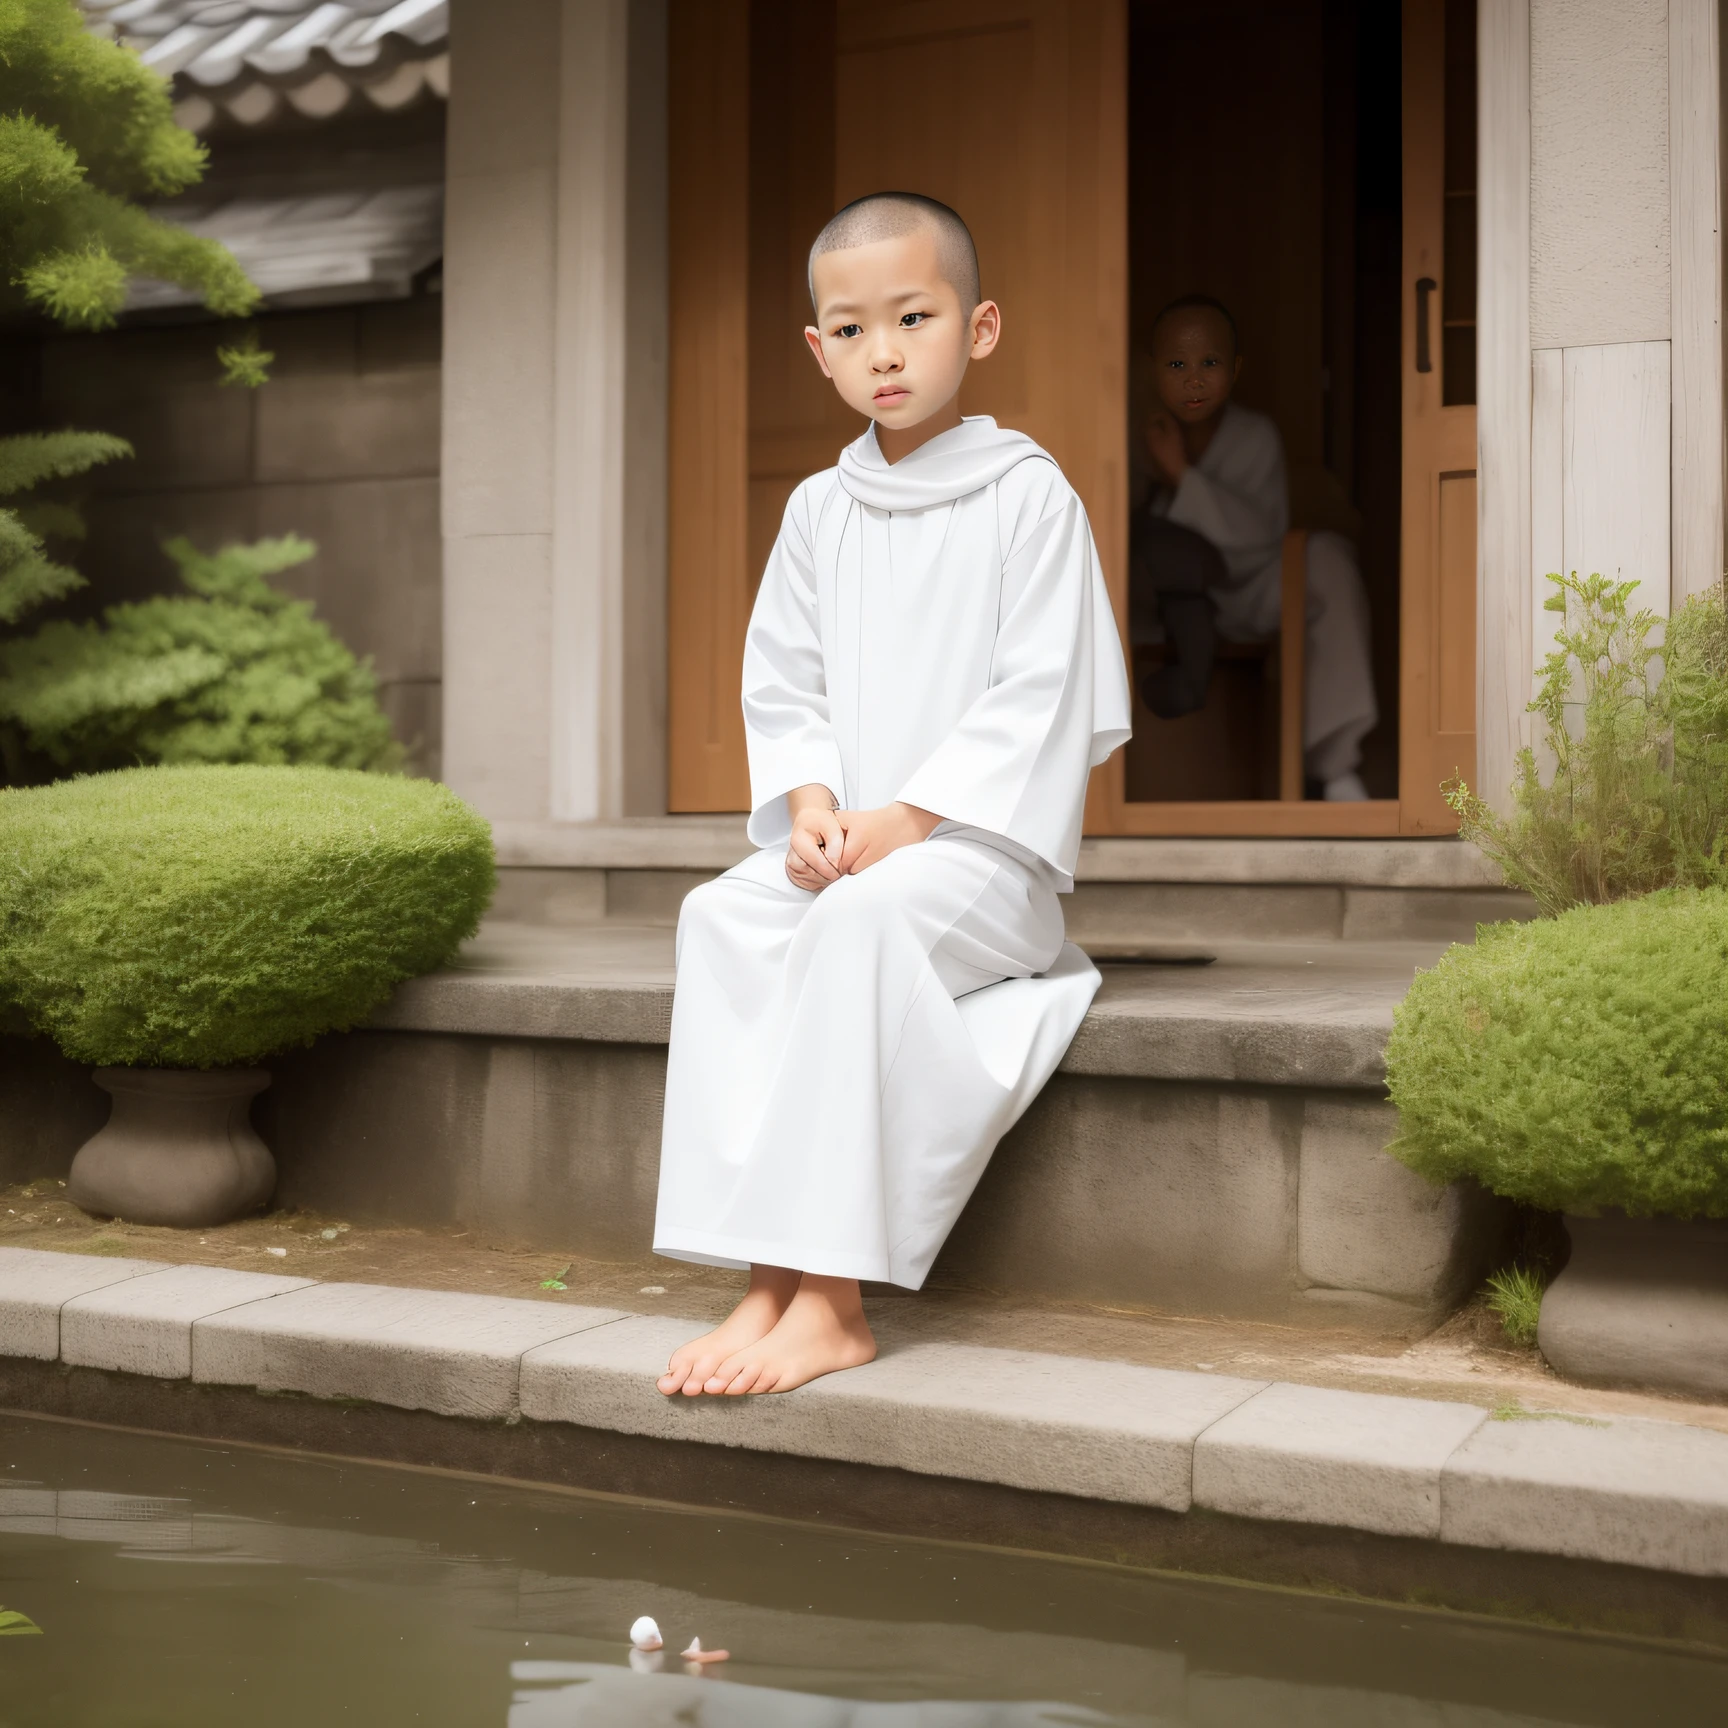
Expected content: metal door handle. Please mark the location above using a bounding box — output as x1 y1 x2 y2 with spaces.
1415 276 1437 372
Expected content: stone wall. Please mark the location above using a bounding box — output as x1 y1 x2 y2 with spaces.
24 297 443 777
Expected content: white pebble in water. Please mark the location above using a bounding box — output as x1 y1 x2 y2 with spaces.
629 1616 663 1651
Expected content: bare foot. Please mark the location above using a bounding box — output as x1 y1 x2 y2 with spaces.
657 1265 799 1396
706 1274 877 1395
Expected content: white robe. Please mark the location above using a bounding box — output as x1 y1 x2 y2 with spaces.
1152 403 1378 781
653 417 1131 1288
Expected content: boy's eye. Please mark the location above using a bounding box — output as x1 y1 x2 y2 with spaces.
1166 359 1185 370
900 312 928 327
834 323 863 339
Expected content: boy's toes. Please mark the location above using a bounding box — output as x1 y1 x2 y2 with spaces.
659 1348 714 1396
708 1356 759 1395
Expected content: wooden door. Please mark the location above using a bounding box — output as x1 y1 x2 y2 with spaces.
1397 0 1477 833
666 0 1127 813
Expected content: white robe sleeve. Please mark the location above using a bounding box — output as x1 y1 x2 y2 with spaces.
741 482 848 851
895 466 1131 883
1164 410 1288 577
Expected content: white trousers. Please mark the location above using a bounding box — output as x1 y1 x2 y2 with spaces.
653 834 1099 1288
1214 529 1379 782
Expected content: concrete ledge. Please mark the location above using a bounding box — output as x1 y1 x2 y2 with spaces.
371 974 675 1044
368 940 1428 1091
62 1264 314 1379
519 1317 1267 1511
4 1249 1725 1580
0 1247 167 1360
191 1281 626 1420
492 817 749 871
491 821 1503 890
1442 1414 1728 1577
7 1362 1724 1651
1192 1381 1487 1538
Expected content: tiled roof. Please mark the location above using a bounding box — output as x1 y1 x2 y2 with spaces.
84 2 447 129
127 182 444 309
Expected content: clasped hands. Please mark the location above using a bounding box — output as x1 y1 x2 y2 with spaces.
784 784 941 891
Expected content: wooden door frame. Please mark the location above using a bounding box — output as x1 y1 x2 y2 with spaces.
1091 0 1468 837
665 0 1473 837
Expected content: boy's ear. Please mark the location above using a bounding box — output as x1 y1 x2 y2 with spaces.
969 300 1003 361
1232 353 1244 385
803 326 834 379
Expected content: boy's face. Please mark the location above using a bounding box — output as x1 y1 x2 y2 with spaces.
1150 309 1241 426
804 227 999 433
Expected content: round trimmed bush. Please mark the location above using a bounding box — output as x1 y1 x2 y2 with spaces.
1386 889 1728 1218
0 765 494 1068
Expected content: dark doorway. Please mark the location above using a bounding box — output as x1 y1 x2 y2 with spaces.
1124 0 1402 803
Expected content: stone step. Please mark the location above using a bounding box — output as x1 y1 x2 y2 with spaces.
231 920 1515 1334
4 1246 1723 1600
489 820 1537 944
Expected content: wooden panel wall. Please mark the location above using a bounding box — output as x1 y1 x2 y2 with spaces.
666 0 751 810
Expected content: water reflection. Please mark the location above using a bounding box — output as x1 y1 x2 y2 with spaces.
510 1662 1131 1725
0 1416 1720 1728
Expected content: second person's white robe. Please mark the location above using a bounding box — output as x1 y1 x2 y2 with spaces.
653 417 1131 1288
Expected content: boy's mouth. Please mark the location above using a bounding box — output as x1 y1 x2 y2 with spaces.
873 386 911 408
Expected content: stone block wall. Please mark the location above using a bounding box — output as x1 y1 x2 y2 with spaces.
21 298 443 776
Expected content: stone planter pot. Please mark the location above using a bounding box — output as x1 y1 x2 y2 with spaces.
68 1068 275 1228
1538 1212 1728 1399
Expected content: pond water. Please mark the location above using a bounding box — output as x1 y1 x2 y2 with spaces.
0 1414 1720 1726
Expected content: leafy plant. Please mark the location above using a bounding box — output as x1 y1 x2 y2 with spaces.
1483 1264 1544 1347
0 764 495 1068
0 1606 43 1635
1446 574 1728 915
0 428 132 634
0 534 403 779
0 0 259 357
1386 889 1728 1217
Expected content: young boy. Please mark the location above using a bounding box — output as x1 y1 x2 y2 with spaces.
1131 296 1378 801
653 193 1131 1397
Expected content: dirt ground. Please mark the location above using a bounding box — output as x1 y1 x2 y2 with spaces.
4 1176 1724 1435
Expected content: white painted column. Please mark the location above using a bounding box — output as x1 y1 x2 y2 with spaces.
1670 0 1724 604
442 0 561 820
1477 0 1533 812
1524 0 1675 687
442 0 668 824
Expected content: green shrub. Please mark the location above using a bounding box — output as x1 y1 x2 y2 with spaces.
1448 575 1728 914
0 535 403 779
1386 890 1728 1218
0 764 494 1068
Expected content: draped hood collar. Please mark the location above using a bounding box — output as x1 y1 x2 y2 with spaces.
836 415 1049 512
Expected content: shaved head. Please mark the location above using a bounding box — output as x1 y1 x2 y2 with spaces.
808 192 981 312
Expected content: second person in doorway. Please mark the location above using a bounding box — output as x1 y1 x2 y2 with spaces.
1130 295 1377 801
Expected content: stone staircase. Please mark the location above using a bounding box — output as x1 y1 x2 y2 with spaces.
244 820 1535 1336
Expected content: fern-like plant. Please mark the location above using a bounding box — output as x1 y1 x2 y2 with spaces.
0 0 258 338
0 535 402 777
1448 573 1728 914
0 428 132 628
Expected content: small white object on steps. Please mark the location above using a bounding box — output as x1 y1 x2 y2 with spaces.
682 1637 730 1664
629 1616 662 1651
